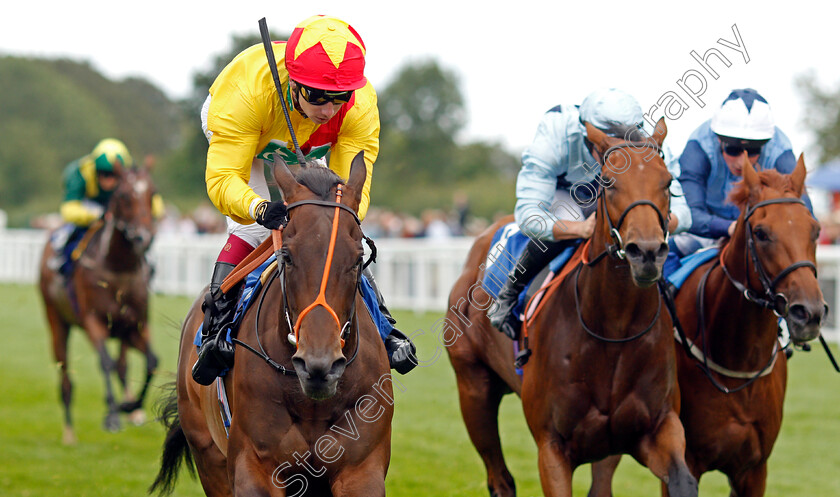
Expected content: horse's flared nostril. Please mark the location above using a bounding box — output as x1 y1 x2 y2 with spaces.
789 303 826 326
292 357 307 376
625 243 642 260
656 242 669 260
293 355 346 381
624 241 668 264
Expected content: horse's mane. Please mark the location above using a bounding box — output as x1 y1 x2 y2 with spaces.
295 166 343 200
729 168 799 209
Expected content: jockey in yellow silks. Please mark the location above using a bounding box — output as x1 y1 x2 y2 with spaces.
192 15 416 385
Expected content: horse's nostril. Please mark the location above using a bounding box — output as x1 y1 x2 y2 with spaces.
292 357 307 375
656 243 669 259
330 357 347 376
625 243 642 259
789 305 809 323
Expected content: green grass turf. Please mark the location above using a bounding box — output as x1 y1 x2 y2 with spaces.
0 282 837 496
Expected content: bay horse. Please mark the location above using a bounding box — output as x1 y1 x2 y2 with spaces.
38 165 159 443
589 153 826 496
150 152 393 497
445 119 697 497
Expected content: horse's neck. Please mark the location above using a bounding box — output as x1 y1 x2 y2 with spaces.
97 220 143 273
704 235 779 370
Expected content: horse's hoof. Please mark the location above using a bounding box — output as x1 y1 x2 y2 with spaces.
62 426 77 445
128 409 146 426
103 413 121 432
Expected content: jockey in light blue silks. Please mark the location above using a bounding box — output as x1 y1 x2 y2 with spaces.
667 88 814 275
488 88 692 339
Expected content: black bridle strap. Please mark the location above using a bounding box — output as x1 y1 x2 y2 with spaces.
722 197 817 315
285 198 377 269
286 199 361 224
589 141 670 262
230 190 368 375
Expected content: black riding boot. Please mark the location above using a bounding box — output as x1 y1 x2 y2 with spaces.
192 262 238 385
364 267 417 374
488 239 569 339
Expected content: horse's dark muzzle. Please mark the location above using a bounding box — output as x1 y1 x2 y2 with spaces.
787 301 827 343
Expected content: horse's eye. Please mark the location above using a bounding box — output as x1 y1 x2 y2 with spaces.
754 227 770 242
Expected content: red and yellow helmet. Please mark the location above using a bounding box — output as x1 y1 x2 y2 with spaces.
285 15 367 91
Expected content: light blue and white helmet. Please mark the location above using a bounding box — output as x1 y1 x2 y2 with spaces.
579 88 644 135
710 88 775 141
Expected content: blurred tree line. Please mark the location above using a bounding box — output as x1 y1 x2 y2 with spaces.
0 31 519 229
796 70 840 164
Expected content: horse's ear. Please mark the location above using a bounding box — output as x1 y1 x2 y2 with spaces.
651 117 667 148
585 122 610 155
343 151 367 212
790 153 807 197
272 161 302 200
742 152 761 199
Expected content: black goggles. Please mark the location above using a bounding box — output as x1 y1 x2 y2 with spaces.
297 83 354 105
722 143 763 157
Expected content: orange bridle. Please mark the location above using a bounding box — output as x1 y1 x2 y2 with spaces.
291 187 347 347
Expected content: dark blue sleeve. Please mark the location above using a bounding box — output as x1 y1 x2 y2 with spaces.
773 151 815 215
679 141 732 238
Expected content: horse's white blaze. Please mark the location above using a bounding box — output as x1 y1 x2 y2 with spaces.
134 179 149 194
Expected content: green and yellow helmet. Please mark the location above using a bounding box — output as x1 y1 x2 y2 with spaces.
90 138 132 174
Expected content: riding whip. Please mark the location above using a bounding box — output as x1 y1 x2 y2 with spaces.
258 17 307 168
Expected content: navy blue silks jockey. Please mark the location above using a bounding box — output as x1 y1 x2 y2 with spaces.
666 88 814 278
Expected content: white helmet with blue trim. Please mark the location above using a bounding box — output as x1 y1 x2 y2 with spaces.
710 88 775 141
579 88 644 134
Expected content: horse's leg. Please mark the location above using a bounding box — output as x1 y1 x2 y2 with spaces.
115 342 129 393
229 450 278 497
535 436 574 497
451 357 516 497
635 411 697 497
45 306 75 444
121 324 159 425
727 464 767 497
330 443 389 497
589 455 622 497
83 315 122 432
191 440 233 497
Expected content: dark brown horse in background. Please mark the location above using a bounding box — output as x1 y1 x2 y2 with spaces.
150 152 393 497
590 154 826 496
445 119 697 497
38 166 159 443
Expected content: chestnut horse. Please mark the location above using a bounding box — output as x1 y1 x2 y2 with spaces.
150 152 393 497
590 154 826 496
445 119 697 497
38 166 159 442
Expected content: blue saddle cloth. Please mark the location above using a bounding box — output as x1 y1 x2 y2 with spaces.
195 255 392 348
481 223 579 320
665 246 719 291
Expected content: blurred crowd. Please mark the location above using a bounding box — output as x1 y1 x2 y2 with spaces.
25 201 492 240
